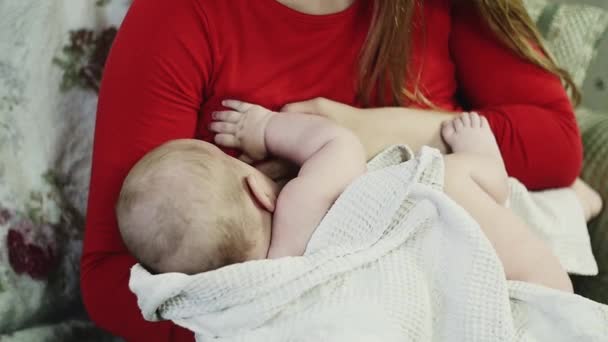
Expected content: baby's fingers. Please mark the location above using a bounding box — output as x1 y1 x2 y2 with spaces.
212 110 241 123
214 134 240 148
209 122 237 134
223 99 255 112
238 154 256 164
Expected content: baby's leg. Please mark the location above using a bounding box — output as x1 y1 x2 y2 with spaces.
441 112 509 204
444 155 572 291
442 113 572 292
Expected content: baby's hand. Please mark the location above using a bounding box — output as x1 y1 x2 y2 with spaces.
210 100 275 161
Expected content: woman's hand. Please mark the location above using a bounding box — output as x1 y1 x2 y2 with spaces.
281 97 364 133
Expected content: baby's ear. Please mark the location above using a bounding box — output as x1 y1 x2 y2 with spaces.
246 174 277 213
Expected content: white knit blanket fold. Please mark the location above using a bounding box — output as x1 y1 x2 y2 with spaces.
130 146 608 341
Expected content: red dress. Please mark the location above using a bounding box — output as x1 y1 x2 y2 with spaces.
82 0 582 340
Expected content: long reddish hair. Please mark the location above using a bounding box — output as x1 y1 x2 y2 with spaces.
358 0 580 107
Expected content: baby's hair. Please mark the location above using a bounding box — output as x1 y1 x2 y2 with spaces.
116 140 255 274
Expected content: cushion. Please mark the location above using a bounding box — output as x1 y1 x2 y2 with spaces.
524 0 608 87
0 0 124 340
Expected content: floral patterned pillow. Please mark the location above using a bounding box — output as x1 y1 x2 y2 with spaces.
0 0 124 340
0 176 82 333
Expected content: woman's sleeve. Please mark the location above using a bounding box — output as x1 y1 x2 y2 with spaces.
81 0 212 340
449 5 582 190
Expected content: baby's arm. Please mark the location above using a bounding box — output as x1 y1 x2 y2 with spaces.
211 100 367 257
264 111 367 257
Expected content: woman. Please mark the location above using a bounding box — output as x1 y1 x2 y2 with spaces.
82 0 601 340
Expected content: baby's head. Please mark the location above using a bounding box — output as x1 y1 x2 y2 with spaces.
116 139 277 274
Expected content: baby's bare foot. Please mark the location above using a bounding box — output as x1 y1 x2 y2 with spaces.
209 100 275 161
442 112 505 169
571 178 603 222
442 112 510 204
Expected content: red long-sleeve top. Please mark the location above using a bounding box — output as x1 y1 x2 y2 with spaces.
82 0 582 341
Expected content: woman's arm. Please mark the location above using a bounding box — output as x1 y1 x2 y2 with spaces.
81 0 211 340
284 5 581 191
351 106 451 156
282 98 452 159
449 4 582 190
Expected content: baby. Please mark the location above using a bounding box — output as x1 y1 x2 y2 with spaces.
116 100 367 274
117 100 572 292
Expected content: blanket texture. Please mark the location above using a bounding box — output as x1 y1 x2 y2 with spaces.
130 146 608 342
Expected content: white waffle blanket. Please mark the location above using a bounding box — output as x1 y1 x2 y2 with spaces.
130 146 608 341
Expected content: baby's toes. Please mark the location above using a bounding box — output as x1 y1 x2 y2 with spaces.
479 115 490 128
460 112 472 128
441 119 456 141
469 112 481 128
453 115 465 132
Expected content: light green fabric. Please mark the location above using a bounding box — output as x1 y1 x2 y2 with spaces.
524 0 608 87
525 0 608 303
523 0 608 305
572 110 608 304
